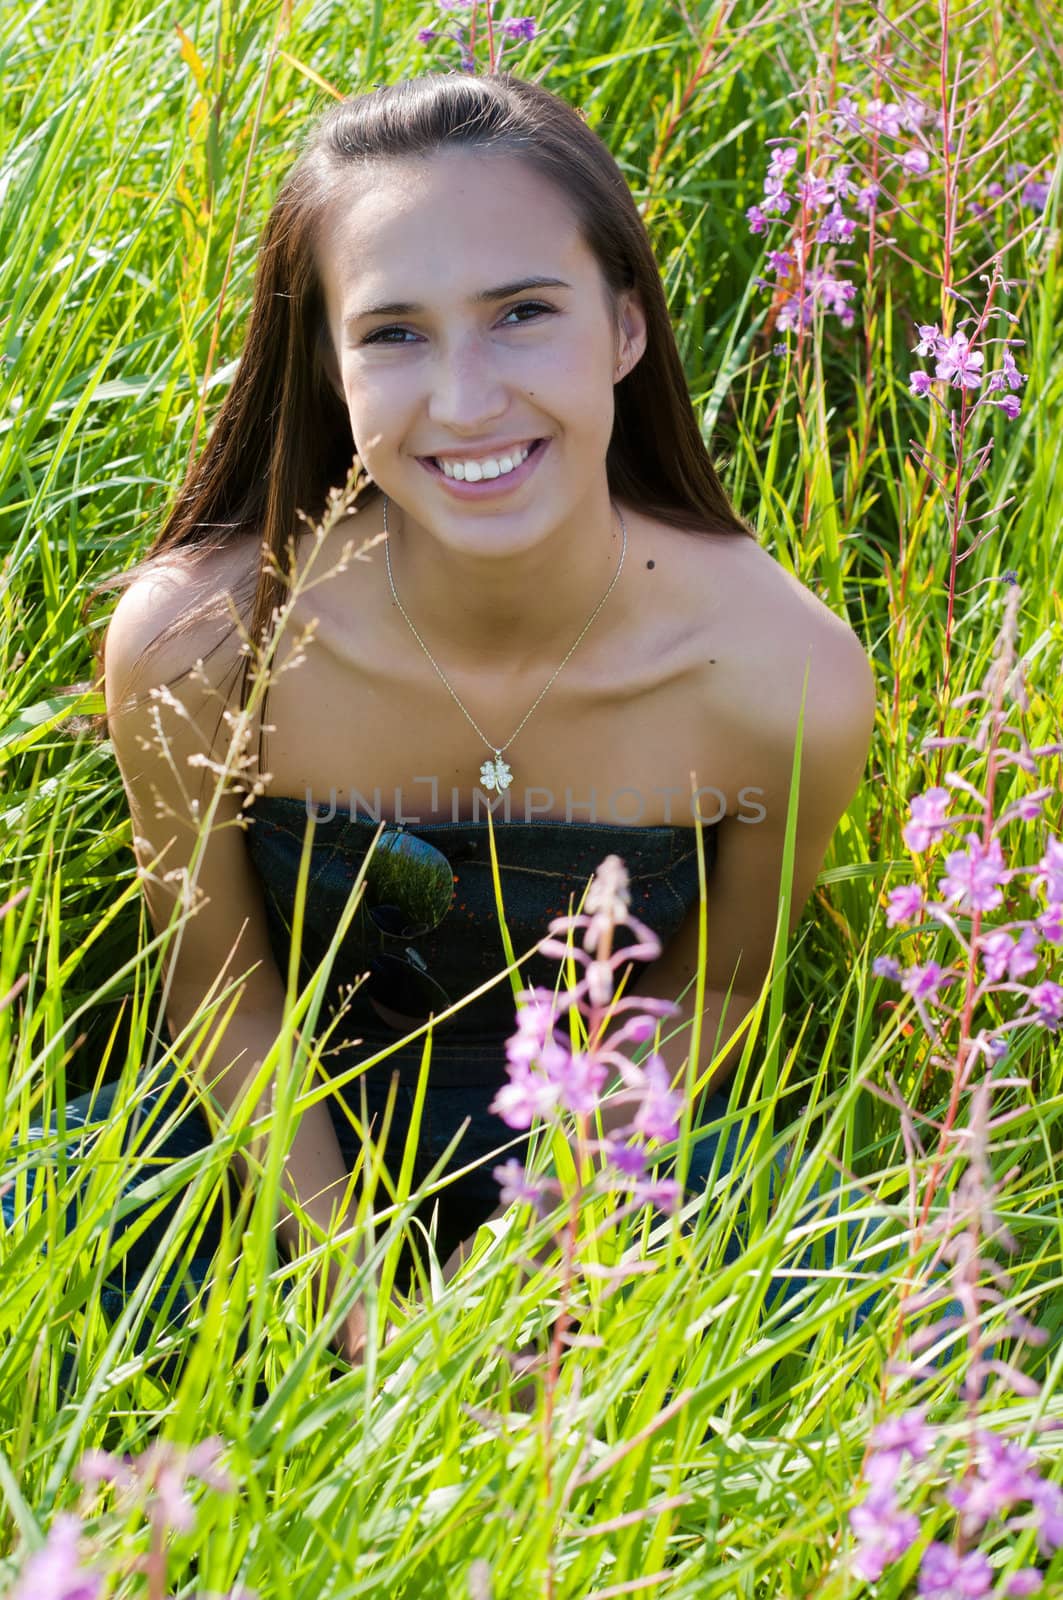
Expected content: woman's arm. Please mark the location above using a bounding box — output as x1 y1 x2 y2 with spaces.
610 612 878 1110
104 556 371 1363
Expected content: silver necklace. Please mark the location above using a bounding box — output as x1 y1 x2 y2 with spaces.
382 492 627 795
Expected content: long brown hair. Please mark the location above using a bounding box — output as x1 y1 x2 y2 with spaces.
75 69 754 753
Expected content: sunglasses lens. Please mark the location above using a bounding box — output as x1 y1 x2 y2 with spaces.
367 952 450 1031
364 831 454 935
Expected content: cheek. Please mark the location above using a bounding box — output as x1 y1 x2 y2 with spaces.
542 334 609 397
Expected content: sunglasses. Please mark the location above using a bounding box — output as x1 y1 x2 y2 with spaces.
352 828 456 1033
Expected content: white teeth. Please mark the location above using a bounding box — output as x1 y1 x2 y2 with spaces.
439 443 533 481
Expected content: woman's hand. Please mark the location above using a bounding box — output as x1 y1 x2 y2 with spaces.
329 1298 369 1366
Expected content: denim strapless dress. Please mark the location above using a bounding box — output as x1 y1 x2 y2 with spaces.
239 797 718 1089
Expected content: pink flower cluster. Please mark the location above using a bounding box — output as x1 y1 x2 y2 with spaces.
970 161 1053 221
850 1406 1062 1592
488 854 688 1215
851 597 1062 1592
10 1437 250 1600
909 320 1028 419
747 87 936 334
873 788 1062 1051
416 0 537 70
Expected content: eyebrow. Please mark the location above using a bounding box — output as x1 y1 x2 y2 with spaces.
349 276 573 322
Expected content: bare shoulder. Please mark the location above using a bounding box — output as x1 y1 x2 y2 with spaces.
698 532 877 739
104 534 262 708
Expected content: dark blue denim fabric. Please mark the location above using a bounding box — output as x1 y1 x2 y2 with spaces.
239 800 718 1086
0 808 885 1396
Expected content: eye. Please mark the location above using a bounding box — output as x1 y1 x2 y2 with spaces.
360 300 555 346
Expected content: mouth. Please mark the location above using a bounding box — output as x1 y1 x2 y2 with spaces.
417 437 550 497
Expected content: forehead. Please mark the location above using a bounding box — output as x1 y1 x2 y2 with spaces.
315 148 595 316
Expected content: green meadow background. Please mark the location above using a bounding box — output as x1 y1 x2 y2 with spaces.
0 0 1060 1595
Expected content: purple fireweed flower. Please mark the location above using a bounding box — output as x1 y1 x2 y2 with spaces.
492 853 689 1227
184 1437 235 1493
831 161 858 199
911 369 933 396
747 204 768 233
1005 1573 1044 1596
1022 180 1050 209
887 884 926 927
937 833 1009 913
767 145 799 180
913 323 944 357
870 1405 936 1464
539 909 662 973
630 1055 684 1143
1028 981 1063 1031
978 926 1040 984
816 203 857 243
797 172 833 208
900 960 953 1002
761 177 793 217
946 1433 1043 1527
575 855 629 952
994 394 1022 419
873 954 902 980
138 1443 198 1532
629 1175 682 1213
603 1137 648 1176
1030 1476 1063 1554
899 93 933 130
501 16 537 39
74 1449 135 1492
903 787 953 852
1000 348 1027 391
416 27 439 41
849 1489 921 1581
506 987 565 1064
935 332 985 389
776 294 812 333
864 97 904 139
917 1542 993 1597
490 1060 562 1129
833 94 862 135
552 1049 609 1116
493 1158 545 1207
815 269 858 320
1032 837 1063 903
767 247 795 274
855 182 881 212
902 147 931 176
10 1513 104 1600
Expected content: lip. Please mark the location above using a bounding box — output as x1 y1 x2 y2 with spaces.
417 438 549 500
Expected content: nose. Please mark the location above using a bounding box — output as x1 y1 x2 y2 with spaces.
426 333 512 431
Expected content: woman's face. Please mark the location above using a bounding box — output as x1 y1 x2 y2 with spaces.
315 147 645 558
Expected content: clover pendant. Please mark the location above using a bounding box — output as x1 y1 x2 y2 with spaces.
480 755 513 793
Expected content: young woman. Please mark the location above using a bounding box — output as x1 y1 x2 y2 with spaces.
7 72 875 1376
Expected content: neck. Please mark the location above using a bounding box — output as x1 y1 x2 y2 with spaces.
382 484 632 672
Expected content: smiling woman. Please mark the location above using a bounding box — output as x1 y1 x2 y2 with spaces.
33 70 875 1376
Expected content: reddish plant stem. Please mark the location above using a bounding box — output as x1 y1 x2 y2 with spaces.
642 3 733 213
935 271 1000 759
